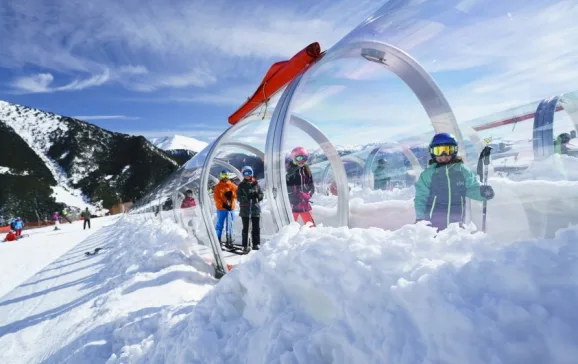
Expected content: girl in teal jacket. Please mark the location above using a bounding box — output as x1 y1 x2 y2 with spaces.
414 133 495 230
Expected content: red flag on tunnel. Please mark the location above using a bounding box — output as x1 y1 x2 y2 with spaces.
228 42 324 125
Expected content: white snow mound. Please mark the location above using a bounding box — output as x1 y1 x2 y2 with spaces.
138 222 578 364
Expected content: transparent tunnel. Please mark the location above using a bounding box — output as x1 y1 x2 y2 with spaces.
130 0 578 277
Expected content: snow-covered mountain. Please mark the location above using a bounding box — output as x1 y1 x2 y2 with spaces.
150 134 208 153
0 100 182 222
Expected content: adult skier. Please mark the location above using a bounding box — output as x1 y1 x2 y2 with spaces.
286 146 316 226
555 133 571 155
13 217 24 237
373 158 391 190
213 170 237 243
81 208 91 230
236 166 263 253
414 133 495 231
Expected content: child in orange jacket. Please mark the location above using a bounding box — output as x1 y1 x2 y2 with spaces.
213 170 238 243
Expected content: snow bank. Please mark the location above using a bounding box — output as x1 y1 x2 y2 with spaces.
138 223 578 364
0 216 217 364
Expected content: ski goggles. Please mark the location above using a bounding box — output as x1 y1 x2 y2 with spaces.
430 145 457 156
242 170 253 176
294 155 308 162
220 173 229 179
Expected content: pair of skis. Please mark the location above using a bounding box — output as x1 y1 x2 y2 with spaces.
221 200 255 255
220 210 251 255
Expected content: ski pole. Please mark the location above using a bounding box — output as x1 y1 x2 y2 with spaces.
249 199 253 248
477 146 492 233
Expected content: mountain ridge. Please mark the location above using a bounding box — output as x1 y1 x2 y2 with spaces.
0 100 182 223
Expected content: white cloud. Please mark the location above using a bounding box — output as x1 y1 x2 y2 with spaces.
10 73 54 93
10 71 110 94
73 115 141 121
0 0 378 94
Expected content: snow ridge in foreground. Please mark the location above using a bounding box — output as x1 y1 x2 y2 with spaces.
138 222 578 364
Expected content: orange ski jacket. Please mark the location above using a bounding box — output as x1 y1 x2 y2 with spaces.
213 180 238 210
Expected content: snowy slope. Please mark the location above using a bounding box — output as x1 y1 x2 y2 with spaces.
0 215 217 364
150 134 208 153
0 216 119 298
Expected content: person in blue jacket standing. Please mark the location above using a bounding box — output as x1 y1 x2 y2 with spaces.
13 217 24 237
414 133 495 231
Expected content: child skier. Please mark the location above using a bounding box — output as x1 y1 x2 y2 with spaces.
414 133 495 231
52 211 61 230
286 146 316 226
213 170 238 244
180 189 197 208
236 166 264 253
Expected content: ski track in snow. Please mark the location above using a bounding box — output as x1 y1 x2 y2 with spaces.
0 215 217 364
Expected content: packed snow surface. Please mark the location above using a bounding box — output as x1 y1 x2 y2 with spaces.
150 134 208 153
1 210 577 363
0 215 217 364
0 216 119 298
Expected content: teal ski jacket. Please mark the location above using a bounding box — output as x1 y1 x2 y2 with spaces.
414 159 487 229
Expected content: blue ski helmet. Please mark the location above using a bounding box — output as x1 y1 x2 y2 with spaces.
241 166 253 176
430 133 458 147
429 133 458 159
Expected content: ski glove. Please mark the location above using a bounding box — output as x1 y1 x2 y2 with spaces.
223 202 232 211
480 185 495 200
298 191 311 201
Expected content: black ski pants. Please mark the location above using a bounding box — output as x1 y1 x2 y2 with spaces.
84 219 91 229
241 217 260 248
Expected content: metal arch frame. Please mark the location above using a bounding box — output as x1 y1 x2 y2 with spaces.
265 76 303 229
533 94 578 160
291 115 350 227
220 141 265 160
336 41 466 160
211 159 243 181
199 116 267 277
320 154 365 191
362 145 424 190
267 40 462 229
533 96 559 160
266 78 351 228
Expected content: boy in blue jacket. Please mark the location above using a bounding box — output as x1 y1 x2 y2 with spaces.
414 133 495 231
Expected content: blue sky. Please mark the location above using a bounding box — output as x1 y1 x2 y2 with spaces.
0 0 378 141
